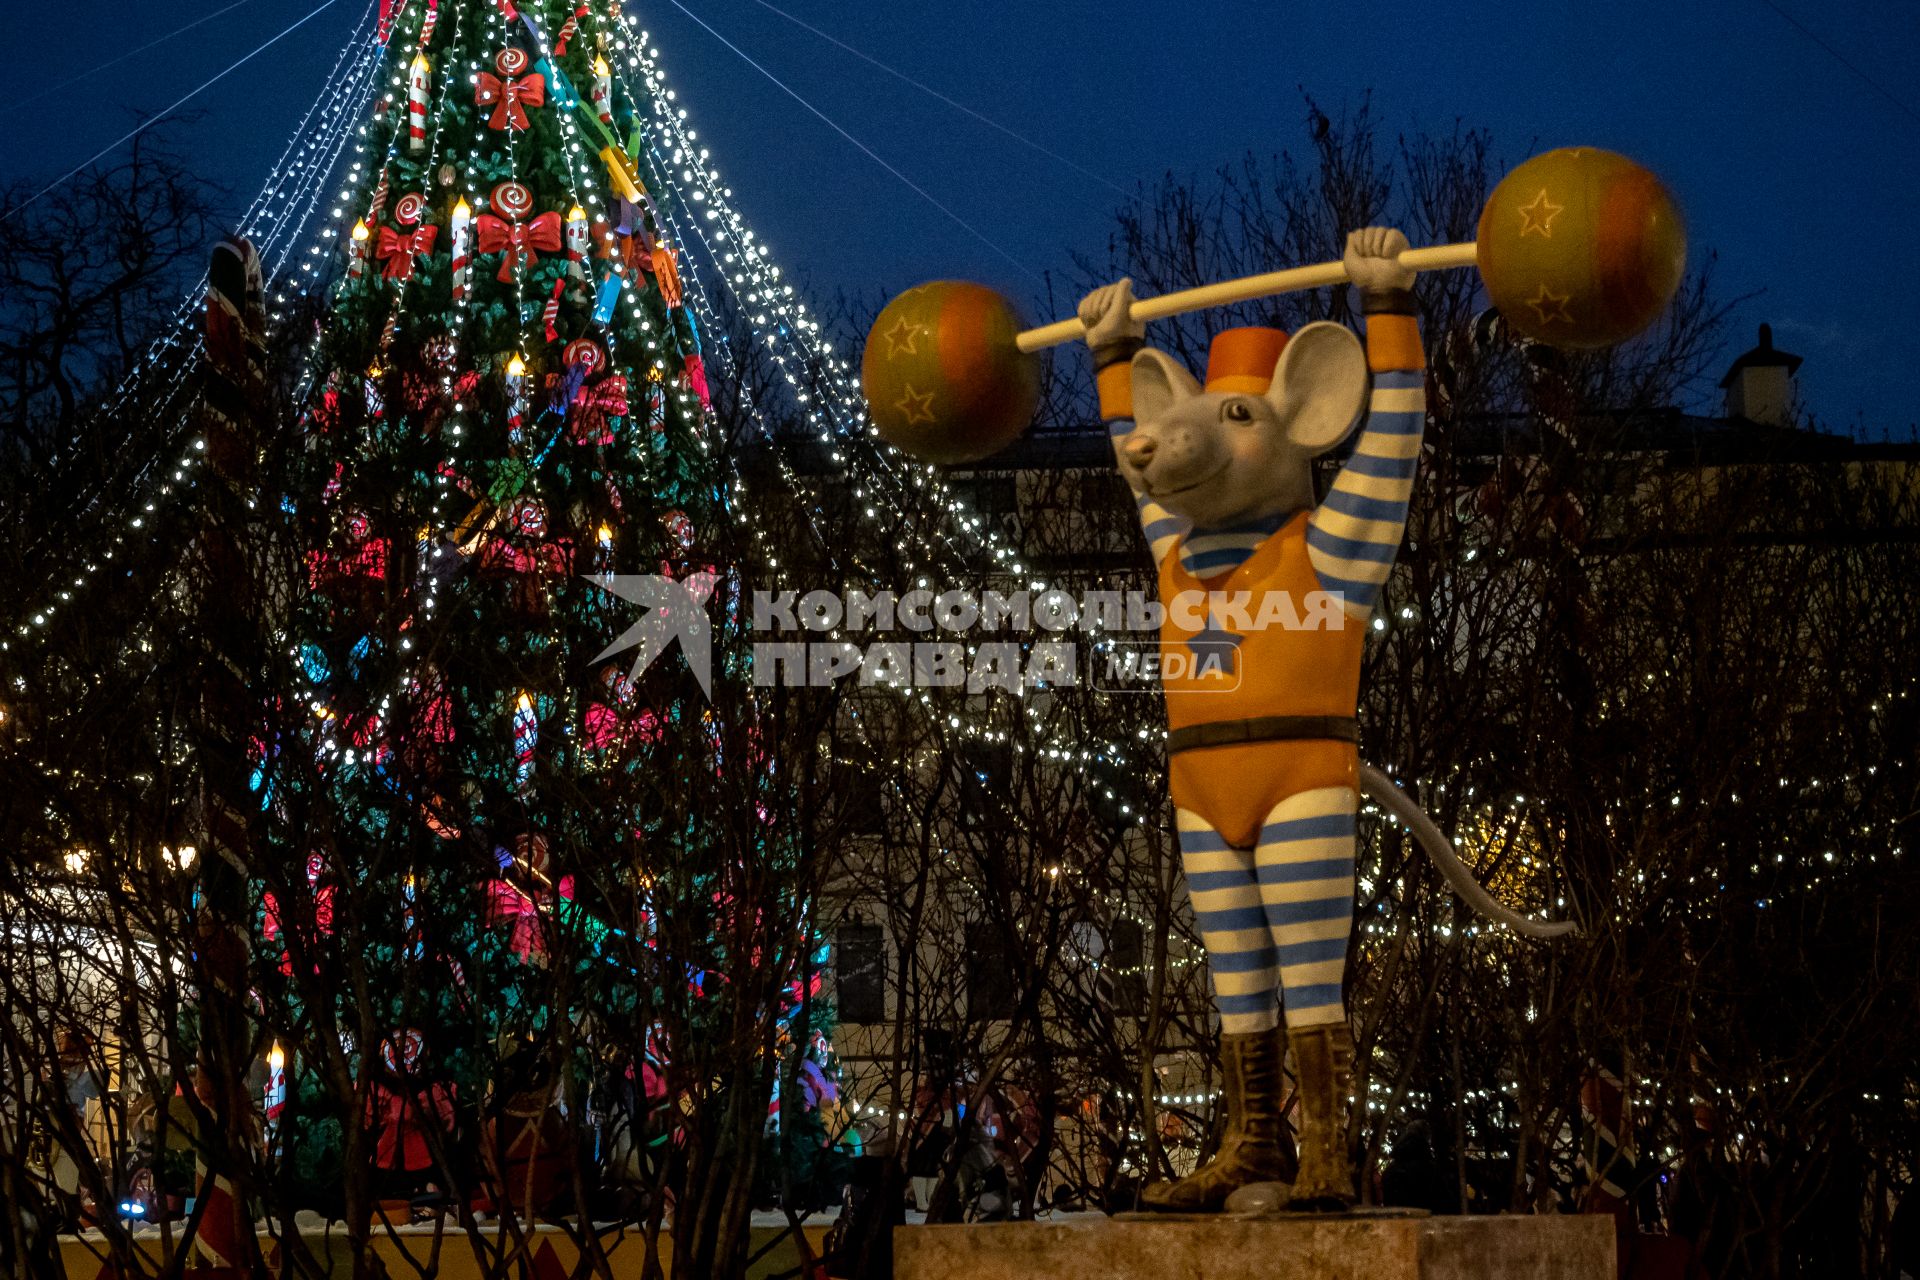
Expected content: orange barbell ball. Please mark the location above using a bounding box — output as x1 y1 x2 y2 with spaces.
1476 147 1687 348
861 281 1041 465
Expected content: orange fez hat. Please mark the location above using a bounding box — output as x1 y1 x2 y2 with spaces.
1204 326 1289 395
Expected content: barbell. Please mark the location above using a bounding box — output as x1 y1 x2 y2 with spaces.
862 146 1687 465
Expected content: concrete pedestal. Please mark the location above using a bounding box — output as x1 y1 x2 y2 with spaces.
895 1212 1614 1280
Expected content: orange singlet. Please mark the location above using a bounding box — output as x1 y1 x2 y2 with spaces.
1158 512 1363 849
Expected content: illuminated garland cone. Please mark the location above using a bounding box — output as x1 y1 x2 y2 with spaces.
861 281 1040 465
1475 147 1686 348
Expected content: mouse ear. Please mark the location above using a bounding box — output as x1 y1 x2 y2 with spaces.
1267 322 1367 452
1129 348 1201 424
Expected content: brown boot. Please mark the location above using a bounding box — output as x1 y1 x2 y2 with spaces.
1285 1020 1357 1210
1139 1030 1295 1212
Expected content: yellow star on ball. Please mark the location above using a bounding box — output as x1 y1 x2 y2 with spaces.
1517 188 1564 238
894 384 938 425
1526 283 1573 327
882 316 925 359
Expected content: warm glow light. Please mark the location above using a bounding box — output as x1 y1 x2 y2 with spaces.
163 844 197 870
268 1041 285 1072
516 691 534 713
568 204 586 222
453 196 470 218
350 218 370 243
64 849 89 875
506 354 527 378
596 523 614 545
594 54 610 76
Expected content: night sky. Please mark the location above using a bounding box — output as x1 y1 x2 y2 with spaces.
6 0 1916 433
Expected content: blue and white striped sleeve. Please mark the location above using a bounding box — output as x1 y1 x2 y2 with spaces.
1305 369 1425 621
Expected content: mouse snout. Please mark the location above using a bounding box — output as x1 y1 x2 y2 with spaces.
1122 433 1158 471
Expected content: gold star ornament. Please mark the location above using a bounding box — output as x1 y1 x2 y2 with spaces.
860 280 1040 463
1475 147 1687 348
882 316 925 359
1516 188 1563 238
894 385 938 426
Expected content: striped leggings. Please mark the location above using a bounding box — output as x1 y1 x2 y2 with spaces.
1179 786 1356 1034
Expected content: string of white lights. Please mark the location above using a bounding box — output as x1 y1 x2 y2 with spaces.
609 17 1147 814
8 8 381 649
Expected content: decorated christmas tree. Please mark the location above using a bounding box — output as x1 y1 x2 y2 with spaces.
0 0 1092 1265
234 0 852 1251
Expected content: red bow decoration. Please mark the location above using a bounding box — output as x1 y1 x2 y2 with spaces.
305 538 390 589
475 211 562 282
311 384 342 433
570 373 629 444
401 368 479 437
479 537 573 577
375 223 438 281
474 70 546 130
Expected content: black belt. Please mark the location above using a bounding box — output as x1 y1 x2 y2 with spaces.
1166 715 1358 755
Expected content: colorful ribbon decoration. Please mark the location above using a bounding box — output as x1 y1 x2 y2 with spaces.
592 273 622 324
598 145 644 204
651 242 683 309
375 224 439 281
474 211 563 282
536 57 578 109
474 70 547 131
682 355 711 411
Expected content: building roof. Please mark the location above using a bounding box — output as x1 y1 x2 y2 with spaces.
1719 323 1804 387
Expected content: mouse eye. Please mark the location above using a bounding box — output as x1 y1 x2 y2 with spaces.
1223 400 1254 423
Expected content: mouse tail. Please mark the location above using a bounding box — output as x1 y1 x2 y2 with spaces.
1358 764 1577 939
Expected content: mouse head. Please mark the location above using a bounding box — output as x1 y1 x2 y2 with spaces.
1122 323 1369 527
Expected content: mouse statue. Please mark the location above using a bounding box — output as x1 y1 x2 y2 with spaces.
1081 227 1567 1214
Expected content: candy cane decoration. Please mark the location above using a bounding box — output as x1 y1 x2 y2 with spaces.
591 55 612 126
554 4 584 56
450 197 472 303
367 168 391 223
417 0 438 48
543 276 566 343
407 54 431 155
512 691 537 792
564 204 589 284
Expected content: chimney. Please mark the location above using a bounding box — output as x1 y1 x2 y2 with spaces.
1719 323 1803 428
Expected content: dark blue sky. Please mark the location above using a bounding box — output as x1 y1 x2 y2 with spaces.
6 0 1916 432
